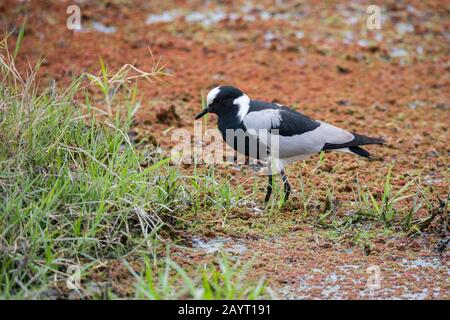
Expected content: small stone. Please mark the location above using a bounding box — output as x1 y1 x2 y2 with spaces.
337 99 350 106
337 65 351 74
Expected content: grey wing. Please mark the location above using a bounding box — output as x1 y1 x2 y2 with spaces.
243 103 355 159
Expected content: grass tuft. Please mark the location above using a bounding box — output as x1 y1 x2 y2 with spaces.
0 33 267 299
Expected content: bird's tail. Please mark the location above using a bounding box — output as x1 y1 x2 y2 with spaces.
322 133 385 160
347 146 373 159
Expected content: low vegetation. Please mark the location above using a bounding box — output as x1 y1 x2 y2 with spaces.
0 35 268 299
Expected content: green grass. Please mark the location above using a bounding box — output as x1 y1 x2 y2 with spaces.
0 34 267 299
0 41 162 297
310 164 448 252
132 254 269 300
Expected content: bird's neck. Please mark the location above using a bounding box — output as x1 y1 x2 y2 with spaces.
217 110 246 140
217 95 250 123
218 110 242 128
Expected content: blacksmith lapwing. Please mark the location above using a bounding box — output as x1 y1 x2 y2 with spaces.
195 86 384 202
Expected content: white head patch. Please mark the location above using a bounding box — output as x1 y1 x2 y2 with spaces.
206 86 221 107
233 94 250 122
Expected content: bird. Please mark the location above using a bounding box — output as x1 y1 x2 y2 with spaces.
195 85 384 202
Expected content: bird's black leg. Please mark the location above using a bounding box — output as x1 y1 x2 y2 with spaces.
264 174 273 203
280 170 291 201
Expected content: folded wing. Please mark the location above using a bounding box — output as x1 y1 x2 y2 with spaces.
242 101 356 159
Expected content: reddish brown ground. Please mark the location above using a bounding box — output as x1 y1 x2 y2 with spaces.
1 0 448 299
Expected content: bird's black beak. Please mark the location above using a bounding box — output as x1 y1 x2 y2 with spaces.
195 107 209 120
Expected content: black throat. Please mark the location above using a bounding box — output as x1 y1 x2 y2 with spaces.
215 101 244 135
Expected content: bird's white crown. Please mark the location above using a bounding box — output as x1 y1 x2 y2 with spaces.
206 87 221 107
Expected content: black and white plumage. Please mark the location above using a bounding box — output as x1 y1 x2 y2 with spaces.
195 85 384 202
